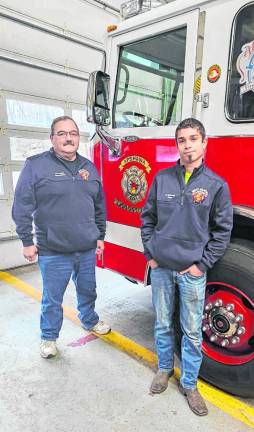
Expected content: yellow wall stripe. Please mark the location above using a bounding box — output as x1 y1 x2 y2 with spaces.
1 270 254 428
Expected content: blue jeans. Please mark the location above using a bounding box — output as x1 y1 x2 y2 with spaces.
151 267 206 389
38 250 99 340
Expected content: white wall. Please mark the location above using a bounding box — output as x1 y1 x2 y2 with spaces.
0 0 119 269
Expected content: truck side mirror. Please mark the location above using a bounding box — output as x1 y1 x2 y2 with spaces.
86 71 111 126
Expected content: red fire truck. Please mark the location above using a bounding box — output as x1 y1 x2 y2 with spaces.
86 0 254 397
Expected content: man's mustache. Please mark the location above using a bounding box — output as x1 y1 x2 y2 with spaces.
63 142 75 146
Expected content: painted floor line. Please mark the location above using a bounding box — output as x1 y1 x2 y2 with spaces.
1 270 254 428
67 334 98 347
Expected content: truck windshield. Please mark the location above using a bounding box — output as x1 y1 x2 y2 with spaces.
112 26 187 128
226 4 254 122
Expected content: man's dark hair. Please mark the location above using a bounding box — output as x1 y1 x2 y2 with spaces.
175 117 206 141
50 116 80 136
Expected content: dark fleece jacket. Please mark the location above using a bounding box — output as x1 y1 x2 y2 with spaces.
12 149 106 254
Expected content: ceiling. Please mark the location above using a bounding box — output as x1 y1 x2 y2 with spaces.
101 0 173 12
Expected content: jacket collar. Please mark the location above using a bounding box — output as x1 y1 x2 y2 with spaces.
49 147 84 164
176 159 205 185
176 159 205 176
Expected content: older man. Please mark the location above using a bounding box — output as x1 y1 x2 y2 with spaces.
12 115 110 359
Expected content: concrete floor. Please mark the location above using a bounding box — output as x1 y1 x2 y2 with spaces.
0 264 253 432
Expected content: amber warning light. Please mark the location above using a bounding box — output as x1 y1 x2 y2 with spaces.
107 24 118 33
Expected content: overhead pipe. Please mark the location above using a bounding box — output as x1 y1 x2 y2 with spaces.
81 0 120 13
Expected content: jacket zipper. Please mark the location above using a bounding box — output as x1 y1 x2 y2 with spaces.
53 154 86 180
181 188 185 206
177 163 204 206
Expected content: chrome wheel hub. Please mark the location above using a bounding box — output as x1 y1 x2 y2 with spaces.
202 299 244 347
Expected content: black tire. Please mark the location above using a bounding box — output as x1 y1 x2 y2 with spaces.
175 239 254 397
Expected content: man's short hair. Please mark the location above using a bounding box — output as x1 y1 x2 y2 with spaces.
50 116 79 136
175 117 206 141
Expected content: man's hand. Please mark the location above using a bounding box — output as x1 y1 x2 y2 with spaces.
23 245 38 262
96 240 104 260
148 258 159 269
180 264 204 277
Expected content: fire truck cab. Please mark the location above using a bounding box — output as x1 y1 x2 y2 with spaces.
87 0 254 397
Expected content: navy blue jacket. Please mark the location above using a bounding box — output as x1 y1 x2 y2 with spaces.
141 162 233 272
12 149 106 254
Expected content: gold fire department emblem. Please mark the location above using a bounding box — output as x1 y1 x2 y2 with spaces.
192 188 208 204
121 165 148 204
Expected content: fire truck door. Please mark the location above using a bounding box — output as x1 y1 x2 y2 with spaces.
101 9 200 280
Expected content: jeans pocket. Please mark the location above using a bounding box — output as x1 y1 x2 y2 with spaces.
184 272 207 286
186 271 205 279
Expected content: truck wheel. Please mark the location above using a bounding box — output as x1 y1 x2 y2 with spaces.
175 239 254 397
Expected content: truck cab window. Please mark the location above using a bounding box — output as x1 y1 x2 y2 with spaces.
226 4 254 122
113 27 187 128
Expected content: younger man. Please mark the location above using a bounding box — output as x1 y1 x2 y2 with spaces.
141 118 233 416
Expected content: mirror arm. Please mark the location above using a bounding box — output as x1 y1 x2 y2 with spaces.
96 125 121 157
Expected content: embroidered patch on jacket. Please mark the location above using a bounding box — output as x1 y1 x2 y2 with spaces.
78 169 90 181
192 188 208 204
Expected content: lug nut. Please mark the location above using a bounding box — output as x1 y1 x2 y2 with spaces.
237 326 245 335
235 314 243 322
210 334 217 342
202 313 207 320
221 339 229 347
214 299 223 307
226 303 234 311
231 336 240 344
205 303 213 311
202 324 209 332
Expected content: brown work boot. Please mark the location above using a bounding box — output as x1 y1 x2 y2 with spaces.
178 383 208 416
150 370 174 394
